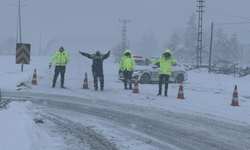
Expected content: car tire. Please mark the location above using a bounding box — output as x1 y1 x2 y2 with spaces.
176 74 184 83
140 73 150 84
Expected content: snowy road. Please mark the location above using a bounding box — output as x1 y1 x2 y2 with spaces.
2 91 250 150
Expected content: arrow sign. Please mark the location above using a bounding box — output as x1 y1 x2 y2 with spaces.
16 43 31 64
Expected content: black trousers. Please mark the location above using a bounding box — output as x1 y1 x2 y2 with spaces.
158 74 170 94
93 70 104 89
123 70 133 87
53 66 66 84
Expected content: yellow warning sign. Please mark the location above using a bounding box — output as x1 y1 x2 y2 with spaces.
16 43 31 64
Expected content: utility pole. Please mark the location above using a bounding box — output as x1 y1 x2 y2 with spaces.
196 0 205 67
18 0 22 43
11 0 26 43
119 19 130 51
209 22 213 73
39 20 42 56
10 0 27 72
241 45 244 68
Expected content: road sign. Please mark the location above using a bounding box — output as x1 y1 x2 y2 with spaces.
16 43 31 64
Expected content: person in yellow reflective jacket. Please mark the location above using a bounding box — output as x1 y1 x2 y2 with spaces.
147 49 177 96
119 49 135 90
49 46 70 88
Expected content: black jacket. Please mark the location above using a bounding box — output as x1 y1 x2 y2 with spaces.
79 51 110 73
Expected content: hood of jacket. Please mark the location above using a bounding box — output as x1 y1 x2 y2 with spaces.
164 49 171 54
123 49 132 55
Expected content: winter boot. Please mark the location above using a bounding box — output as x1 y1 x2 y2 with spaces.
61 83 65 89
129 84 133 90
157 90 162 96
94 86 98 91
52 82 56 88
124 83 127 90
101 87 104 91
164 90 168 97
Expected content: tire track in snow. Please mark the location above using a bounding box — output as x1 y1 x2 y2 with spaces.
2 90 250 150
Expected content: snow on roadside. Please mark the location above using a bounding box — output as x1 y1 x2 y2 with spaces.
0 101 65 150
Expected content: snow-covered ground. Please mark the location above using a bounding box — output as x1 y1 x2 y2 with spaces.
0 54 250 150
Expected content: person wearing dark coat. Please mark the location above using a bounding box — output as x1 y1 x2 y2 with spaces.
79 50 110 91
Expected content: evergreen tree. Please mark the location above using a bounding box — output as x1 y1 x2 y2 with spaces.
213 27 230 66
184 12 197 58
166 32 180 52
165 32 185 62
138 28 158 57
228 32 240 62
111 44 123 63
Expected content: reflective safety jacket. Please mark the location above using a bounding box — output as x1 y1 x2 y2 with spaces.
119 49 135 71
149 49 177 75
50 50 70 66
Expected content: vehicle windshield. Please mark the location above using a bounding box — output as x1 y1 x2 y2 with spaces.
135 59 149 66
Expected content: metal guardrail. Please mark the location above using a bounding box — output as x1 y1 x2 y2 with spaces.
210 66 250 77
189 65 250 77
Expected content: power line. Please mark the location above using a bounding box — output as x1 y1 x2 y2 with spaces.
208 4 250 11
21 11 119 29
214 22 250 25
206 0 247 5
205 6 250 21
216 25 250 33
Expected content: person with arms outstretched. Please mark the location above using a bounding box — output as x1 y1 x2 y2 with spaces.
79 50 110 91
147 49 177 96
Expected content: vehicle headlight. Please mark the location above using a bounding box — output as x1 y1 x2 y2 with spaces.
133 70 141 73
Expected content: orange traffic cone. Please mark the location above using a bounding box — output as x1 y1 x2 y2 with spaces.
231 85 239 106
177 80 185 99
82 72 89 89
31 69 37 85
133 76 139 93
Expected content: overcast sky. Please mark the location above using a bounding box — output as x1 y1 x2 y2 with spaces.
1 0 250 52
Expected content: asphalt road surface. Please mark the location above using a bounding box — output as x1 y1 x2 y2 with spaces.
1 91 250 150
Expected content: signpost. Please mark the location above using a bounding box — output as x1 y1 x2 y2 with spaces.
16 43 31 71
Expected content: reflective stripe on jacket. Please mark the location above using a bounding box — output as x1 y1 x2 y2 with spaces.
50 51 70 66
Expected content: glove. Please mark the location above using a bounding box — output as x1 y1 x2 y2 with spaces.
146 58 149 61
49 64 51 68
79 51 82 54
108 50 111 53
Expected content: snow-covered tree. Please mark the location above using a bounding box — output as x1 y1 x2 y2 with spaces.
228 32 240 62
184 12 197 58
164 32 186 62
213 27 229 64
166 32 180 52
213 28 240 66
111 44 123 63
135 28 158 57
